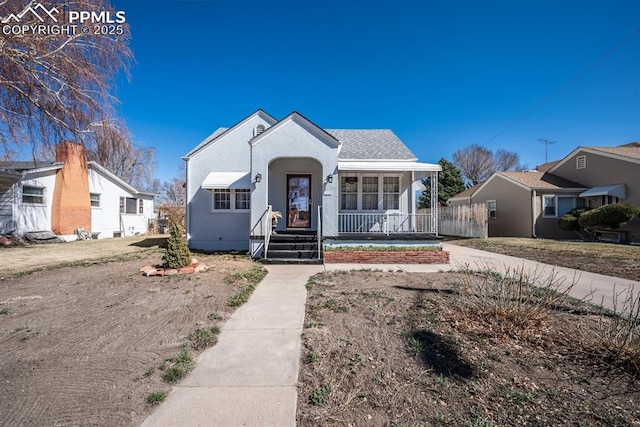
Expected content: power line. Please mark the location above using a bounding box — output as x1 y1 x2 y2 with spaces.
538 138 557 163
483 27 640 146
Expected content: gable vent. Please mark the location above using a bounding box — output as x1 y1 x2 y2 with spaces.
254 124 266 137
576 155 586 169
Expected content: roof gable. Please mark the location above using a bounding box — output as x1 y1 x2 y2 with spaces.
88 161 155 197
548 144 640 173
471 170 586 198
250 111 340 149
184 109 277 159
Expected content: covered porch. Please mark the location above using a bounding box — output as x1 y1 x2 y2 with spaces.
335 160 440 236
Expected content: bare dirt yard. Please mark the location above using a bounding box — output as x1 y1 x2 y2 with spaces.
0 237 264 426
453 237 640 281
298 270 640 426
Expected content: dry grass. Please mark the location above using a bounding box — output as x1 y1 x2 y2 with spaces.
458 237 640 260
0 235 168 278
298 269 640 426
455 237 640 281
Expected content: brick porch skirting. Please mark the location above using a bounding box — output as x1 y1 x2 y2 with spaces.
324 250 450 264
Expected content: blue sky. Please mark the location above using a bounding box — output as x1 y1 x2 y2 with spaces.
113 0 640 183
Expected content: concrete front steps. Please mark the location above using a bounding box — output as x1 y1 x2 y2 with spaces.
261 232 323 264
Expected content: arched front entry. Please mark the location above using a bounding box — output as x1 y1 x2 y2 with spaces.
268 157 323 232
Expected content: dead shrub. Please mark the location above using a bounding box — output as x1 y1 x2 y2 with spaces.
585 285 640 372
458 264 577 331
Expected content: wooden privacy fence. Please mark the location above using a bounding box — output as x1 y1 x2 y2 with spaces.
438 203 488 238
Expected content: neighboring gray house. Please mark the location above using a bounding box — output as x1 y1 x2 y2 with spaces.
448 142 640 242
183 110 441 258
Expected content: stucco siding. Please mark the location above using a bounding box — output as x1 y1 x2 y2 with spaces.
474 177 531 237
552 152 640 205
186 114 273 249
251 116 339 237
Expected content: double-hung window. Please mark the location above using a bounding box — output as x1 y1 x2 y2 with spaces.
383 177 400 210
213 189 250 211
487 200 497 219
22 186 44 204
120 197 139 214
235 189 250 210
340 177 358 210
361 176 379 210
90 193 101 208
213 189 231 210
543 195 557 217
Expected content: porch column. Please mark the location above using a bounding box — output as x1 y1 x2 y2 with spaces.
431 171 438 235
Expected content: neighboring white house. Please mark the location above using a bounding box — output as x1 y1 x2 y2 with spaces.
184 110 441 256
0 142 155 240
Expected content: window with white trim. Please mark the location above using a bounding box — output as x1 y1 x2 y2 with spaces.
90 193 101 208
362 176 379 210
383 177 400 210
22 186 45 204
487 200 497 219
576 155 586 169
543 195 557 217
138 199 144 214
213 189 231 210
213 189 250 211
120 197 138 214
340 177 358 210
235 189 250 210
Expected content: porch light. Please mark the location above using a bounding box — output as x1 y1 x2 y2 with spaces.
326 174 333 183
255 173 262 183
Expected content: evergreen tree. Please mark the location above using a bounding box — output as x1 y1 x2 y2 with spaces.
164 221 191 269
419 158 466 208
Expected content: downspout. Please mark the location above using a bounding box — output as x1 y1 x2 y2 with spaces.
532 189 538 238
185 159 191 244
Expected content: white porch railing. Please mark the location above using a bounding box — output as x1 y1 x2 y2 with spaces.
338 213 434 234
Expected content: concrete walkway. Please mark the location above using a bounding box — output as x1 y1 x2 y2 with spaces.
143 243 638 426
141 264 323 427
326 242 640 311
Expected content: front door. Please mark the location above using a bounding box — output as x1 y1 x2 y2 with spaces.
287 174 311 228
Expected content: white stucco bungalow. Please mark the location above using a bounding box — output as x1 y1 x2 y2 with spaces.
184 110 440 260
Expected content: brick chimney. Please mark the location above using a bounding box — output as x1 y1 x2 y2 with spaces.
51 142 91 235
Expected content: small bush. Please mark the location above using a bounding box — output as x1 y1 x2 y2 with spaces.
162 348 195 384
164 221 191 269
579 203 640 229
309 384 332 406
146 391 166 405
558 207 593 231
189 326 221 350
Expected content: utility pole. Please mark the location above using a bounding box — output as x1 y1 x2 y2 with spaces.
538 138 557 163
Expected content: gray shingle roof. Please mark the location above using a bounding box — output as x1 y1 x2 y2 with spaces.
184 127 229 158
326 129 417 160
0 160 58 171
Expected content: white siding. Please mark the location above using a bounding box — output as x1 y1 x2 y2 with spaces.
88 168 155 238
16 170 57 235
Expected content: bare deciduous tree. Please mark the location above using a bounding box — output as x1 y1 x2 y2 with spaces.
86 120 156 190
157 176 186 226
453 144 523 186
0 0 133 156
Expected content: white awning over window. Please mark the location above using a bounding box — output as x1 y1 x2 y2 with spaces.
338 161 441 172
201 172 250 189
579 184 626 199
